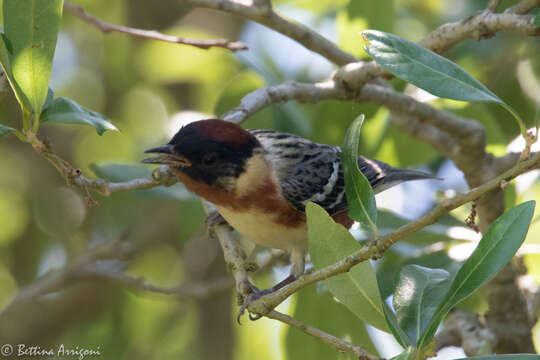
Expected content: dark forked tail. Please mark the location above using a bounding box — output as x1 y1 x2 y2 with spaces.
358 156 441 194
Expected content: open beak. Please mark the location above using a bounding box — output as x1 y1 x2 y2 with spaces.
142 145 191 167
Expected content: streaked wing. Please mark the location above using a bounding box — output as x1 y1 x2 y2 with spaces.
250 129 387 216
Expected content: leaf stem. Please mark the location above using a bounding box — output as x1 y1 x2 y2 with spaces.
22 110 30 131
12 129 26 141
32 111 40 132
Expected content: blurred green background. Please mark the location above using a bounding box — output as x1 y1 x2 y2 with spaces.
0 0 539 359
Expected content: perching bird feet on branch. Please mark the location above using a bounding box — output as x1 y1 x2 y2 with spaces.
236 274 297 324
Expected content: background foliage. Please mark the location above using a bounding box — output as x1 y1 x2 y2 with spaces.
0 0 539 359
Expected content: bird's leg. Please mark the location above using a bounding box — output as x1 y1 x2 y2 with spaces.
237 247 306 323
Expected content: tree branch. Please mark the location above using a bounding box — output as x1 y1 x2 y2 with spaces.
265 310 380 360
418 9 539 55
223 80 341 123
26 133 179 204
222 80 485 164
64 1 247 52
435 310 497 356
203 202 253 295
183 0 356 65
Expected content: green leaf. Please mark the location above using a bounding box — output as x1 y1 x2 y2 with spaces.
306 202 387 331
285 284 379 360
0 27 32 111
382 302 412 348
393 265 451 346
40 97 118 135
90 163 193 201
418 201 536 349
43 87 54 109
363 30 502 102
362 30 526 135
342 114 378 235
377 249 458 300
3 0 63 116
534 14 540 27
0 124 16 138
389 347 414 360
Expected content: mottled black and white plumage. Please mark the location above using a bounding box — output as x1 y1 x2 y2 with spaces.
250 129 434 217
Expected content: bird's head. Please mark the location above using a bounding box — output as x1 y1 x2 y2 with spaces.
143 119 265 191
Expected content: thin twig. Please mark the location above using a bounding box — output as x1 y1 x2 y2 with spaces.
79 269 233 299
3 236 128 312
2 237 233 316
64 1 247 52
265 310 380 360
27 132 179 202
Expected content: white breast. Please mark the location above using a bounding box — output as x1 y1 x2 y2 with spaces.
215 205 307 252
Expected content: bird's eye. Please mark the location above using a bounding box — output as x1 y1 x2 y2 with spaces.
202 152 218 166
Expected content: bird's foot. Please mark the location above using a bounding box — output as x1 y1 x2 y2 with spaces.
205 211 234 239
205 210 227 228
236 274 297 324
237 281 272 324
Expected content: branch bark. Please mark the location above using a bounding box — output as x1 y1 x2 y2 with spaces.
435 310 497 356
64 1 247 51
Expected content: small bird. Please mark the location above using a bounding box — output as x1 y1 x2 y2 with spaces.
143 119 436 319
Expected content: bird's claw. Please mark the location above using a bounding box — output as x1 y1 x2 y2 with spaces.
237 288 272 325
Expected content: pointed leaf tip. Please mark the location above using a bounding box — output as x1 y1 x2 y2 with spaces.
362 30 502 103
418 201 535 349
362 30 526 137
40 97 118 135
